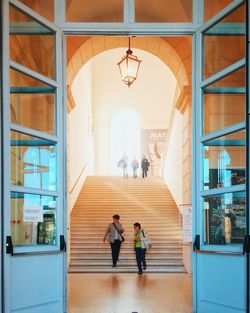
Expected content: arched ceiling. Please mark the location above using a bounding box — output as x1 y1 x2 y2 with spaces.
67 36 192 111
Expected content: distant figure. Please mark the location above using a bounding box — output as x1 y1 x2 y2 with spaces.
133 222 150 274
131 158 139 178
103 215 125 267
118 154 128 178
141 155 150 178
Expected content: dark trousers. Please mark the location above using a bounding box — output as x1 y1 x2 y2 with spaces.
133 168 137 178
142 168 147 178
110 240 121 265
134 248 146 271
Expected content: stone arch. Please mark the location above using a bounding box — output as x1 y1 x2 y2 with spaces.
67 36 191 111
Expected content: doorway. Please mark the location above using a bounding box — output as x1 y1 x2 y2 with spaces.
1 1 249 313
66 35 192 312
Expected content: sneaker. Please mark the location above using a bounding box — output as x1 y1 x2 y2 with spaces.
138 270 143 275
112 264 117 267
143 265 147 270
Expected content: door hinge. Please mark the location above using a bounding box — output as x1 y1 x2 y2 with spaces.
243 235 250 254
60 235 66 252
193 234 200 252
6 236 13 255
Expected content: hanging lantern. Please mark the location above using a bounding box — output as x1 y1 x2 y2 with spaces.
117 37 142 87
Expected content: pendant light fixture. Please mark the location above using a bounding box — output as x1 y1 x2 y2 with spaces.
117 37 142 87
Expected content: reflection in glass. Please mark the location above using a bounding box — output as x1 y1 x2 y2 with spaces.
204 192 246 245
66 0 123 22
19 0 54 21
11 131 56 191
203 4 245 79
203 67 245 135
10 69 55 134
205 66 245 88
203 93 245 135
9 5 55 79
10 68 49 87
135 0 192 22
203 131 245 190
11 192 56 246
204 0 233 21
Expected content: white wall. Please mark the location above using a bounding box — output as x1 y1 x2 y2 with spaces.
163 109 183 206
68 62 93 210
91 48 177 175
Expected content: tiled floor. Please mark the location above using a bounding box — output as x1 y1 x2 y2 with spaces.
68 273 193 313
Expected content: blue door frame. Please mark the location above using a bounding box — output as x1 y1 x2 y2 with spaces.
192 1 249 312
1 0 250 312
2 1 67 312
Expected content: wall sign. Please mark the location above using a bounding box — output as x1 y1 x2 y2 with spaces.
23 205 43 222
182 206 192 242
141 129 167 176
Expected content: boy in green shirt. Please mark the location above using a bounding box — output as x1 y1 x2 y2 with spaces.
134 222 147 274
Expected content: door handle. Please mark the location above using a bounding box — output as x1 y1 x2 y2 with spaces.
193 234 200 251
243 234 250 254
60 235 66 252
6 236 13 255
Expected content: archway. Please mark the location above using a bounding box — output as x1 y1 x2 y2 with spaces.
67 36 193 313
110 108 140 175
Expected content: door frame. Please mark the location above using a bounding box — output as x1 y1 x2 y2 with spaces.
192 1 248 312
1 0 249 312
2 0 67 312
0 0 3 310
247 2 250 313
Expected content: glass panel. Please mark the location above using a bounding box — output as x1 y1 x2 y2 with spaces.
204 192 246 245
204 0 234 21
11 192 56 246
9 5 55 79
135 0 192 22
19 0 54 22
203 131 246 190
207 66 245 88
11 131 56 191
66 0 123 22
203 67 245 135
10 69 55 134
203 4 245 79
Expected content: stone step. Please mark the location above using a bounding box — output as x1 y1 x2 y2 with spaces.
71 235 181 239
71 228 181 232
71 243 182 248
71 240 182 245
70 261 184 266
71 213 179 217
70 255 182 260
70 250 182 256
70 239 181 244
71 229 181 233
68 267 186 273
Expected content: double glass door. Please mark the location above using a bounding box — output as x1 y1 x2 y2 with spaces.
193 1 249 312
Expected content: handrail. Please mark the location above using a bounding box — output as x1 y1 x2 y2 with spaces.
69 163 87 194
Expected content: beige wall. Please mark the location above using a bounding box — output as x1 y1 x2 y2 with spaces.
68 62 94 210
163 109 183 206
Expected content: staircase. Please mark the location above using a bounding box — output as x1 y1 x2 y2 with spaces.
69 176 185 273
